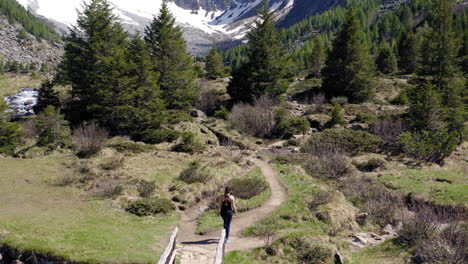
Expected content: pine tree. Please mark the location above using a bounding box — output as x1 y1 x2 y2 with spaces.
34 79 61 114
321 8 376 103
0 100 21 155
376 42 398 74
227 0 291 102
309 37 326 77
205 45 224 79
418 0 460 87
144 1 196 110
397 30 417 74
58 0 129 127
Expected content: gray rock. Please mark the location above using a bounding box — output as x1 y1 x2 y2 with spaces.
335 252 345 264
255 140 263 145
352 234 368 245
356 212 368 225
190 109 207 118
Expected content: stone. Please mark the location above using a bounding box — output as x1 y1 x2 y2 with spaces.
189 109 207 118
382 224 395 235
356 213 368 225
352 234 368 245
335 251 345 264
256 140 263 145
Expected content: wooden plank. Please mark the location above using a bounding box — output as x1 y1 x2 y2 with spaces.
214 229 226 264
157 227 179 264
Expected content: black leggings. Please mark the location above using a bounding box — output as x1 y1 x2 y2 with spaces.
221 210 233 239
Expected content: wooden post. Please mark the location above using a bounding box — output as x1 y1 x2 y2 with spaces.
214 229 226 264
157 227 179 264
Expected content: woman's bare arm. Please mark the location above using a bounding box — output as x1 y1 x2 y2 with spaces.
231 196 237 215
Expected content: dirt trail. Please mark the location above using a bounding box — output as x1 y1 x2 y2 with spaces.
176 158 288 263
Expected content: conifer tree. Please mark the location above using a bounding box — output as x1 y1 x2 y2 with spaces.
309 37 326 77
205 45 224 79
397 30 417 74
34 79 61 114
227 0 291 102
0 100 21 155
144 1 196 110
321 8 375 103
58 0 129 127
376 42 398 74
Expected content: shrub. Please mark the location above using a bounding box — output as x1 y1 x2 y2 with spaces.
252 219 279 246
179 161 212 184
413 223 468 264
126 197 175 216
141 129 180 144
282 116 311 137
398 208 438 245
355 158 387 172
134 179 157 197
100 156 125 171
228 175 268 199
213 106 229 120
19 119 38 142
195 87 223 116
0 121 21 155
171 133 206 154
370 115 405 144
303 129 383 156
398 130 459 164
354 112 377 123
390 88 409 105
304 152 349 179
229 95 278 138
287 237 333 264
305 93 327 114
36 106 69 147
308 191 335 211
107 140 153 153
72 122 108 158
328 104 346 126
96 179 124 198
330 96 348 105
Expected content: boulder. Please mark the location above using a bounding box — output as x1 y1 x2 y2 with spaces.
189 109 207 118
356 212 368 225
255 140 263 145
382 224 396 236
334 252 345 264
352 234 368 245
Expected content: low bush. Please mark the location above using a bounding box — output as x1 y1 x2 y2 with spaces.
100 156 125 171
195 87 223 116
96 179 124 198
354 112 377 123
355 158 387 172
304 152 349 179
72 122 108 158
252 219 279 247
303 129 383 156
213 106 229 120
305 93 327 114
228 175 268 199
107 140 153 153
171 133 206 154
308 191 336 211
281 116 310 137
141 129 180 144
389 88 409 105
399 130 459 164
126 197 175 216
19 119 38 142
179 161 212 184
370 114 405 144
286 237 333 264
327 104 346 127
133 179 157 197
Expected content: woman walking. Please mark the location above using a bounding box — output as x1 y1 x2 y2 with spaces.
219 186 237 243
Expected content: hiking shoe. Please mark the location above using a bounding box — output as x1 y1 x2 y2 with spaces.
225 238 230 243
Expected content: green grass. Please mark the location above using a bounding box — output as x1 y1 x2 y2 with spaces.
196 167 272 234
0 154 179 263
245 164 325 235
345 240 411 264
0 74 44 97
377 167 468 206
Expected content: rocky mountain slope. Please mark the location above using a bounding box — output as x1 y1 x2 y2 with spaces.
0 16 63 68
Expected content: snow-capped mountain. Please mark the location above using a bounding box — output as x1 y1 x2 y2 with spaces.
16 0 342 54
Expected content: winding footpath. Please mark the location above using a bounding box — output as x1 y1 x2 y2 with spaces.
175 158 288 264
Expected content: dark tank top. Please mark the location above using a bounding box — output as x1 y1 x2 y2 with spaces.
221 195 233 213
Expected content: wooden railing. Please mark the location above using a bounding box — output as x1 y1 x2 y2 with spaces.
157 227 179 264
214 229 226 264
